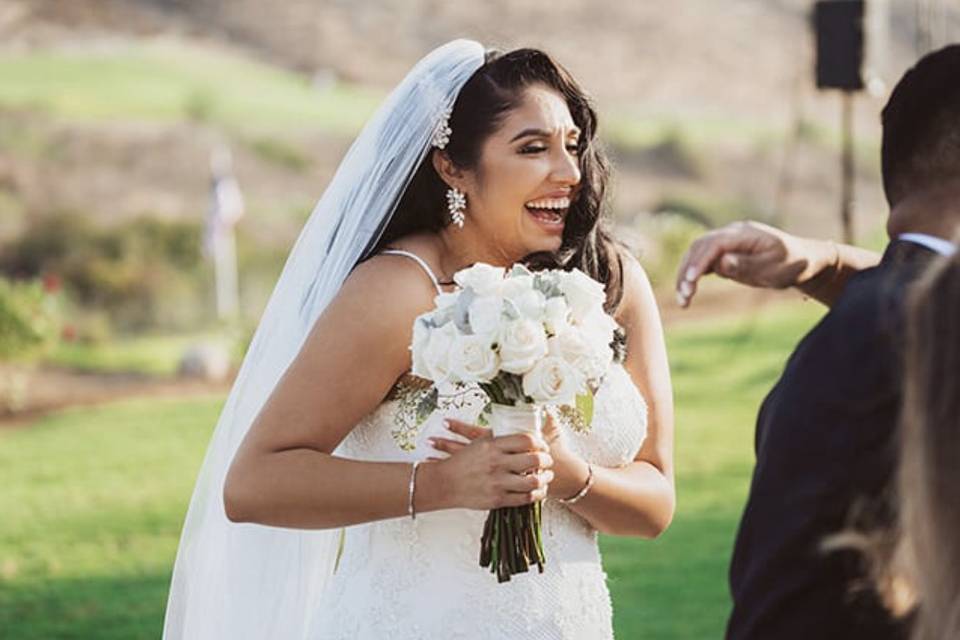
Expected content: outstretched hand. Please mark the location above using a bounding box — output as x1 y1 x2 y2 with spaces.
675 220 832 307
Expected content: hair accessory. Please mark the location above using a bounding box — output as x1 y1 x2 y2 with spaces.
432 107 453 149
446 187 466 227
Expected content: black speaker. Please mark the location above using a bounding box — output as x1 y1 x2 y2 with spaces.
814 0 865 91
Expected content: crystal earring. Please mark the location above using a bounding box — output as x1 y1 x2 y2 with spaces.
446 187 466 228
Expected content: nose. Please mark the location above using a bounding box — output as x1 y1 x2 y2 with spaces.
550 146 581 187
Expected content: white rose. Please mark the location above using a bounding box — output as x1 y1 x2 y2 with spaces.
502 275 546 321
522 356 583 405
450 332 500 383
453 263 505 296
548 328 608 380
468 295 504 336
419 321 459 383
498 318 549 374
560 269 607 322
543 296 571 335
579 307 619 360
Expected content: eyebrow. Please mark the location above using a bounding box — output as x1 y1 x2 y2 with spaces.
509 127 582 143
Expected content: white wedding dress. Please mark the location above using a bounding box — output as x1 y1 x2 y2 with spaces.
308 251 648 640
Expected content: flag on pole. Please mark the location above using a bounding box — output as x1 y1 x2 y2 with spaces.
204 146 244 320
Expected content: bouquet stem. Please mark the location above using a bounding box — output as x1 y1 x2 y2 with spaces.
479 402 546 583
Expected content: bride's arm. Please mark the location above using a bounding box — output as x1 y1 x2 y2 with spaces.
223 255 553 529
555 253 675 538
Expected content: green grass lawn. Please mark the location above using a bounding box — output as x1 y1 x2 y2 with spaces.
0 40 380 134
45 332 239 378
0 301 825 639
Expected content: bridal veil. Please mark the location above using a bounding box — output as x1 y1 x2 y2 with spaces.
162 39 485 639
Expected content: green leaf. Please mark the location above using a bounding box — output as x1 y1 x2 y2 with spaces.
509 263 533 278
575 391 595 427
477 401 493 426
414 387 439 425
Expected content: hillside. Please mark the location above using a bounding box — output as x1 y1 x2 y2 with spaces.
1 0 958 279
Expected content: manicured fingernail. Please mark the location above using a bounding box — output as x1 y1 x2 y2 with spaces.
443 419 452 428
685 267 697 282
680 280 693 297
676 291 687 306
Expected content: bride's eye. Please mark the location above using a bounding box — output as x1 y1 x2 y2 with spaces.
520 144 548 154
566 144 581 156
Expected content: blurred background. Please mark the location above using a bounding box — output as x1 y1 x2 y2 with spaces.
1 1 958 638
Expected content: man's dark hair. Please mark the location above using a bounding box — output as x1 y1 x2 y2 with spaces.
882 44 960 206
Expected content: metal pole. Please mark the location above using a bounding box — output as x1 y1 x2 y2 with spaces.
840 91 855 244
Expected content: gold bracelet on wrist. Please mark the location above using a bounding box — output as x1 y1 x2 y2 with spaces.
556 464 594 505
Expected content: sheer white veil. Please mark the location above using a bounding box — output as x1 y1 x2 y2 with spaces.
163 39 485 639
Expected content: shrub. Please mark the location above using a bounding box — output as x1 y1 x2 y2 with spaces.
0 275 61 362
0 213 210 332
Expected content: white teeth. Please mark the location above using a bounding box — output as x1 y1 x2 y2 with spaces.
525 197 570 210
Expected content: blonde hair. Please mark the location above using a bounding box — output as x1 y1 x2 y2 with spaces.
820 241 960 635
897 246 960 639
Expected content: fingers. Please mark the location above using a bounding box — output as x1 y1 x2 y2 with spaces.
541 412 560 444
676 221 768 307
500 469 554 498
676 236 727 308
494 432 549 453
503 451 554 474
444 418 491 441
428 436 466 456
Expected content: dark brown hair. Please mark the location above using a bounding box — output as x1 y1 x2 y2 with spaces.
371 47 624 312
881 45 960 207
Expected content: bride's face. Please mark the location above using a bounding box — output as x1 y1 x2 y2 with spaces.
464 84 582 257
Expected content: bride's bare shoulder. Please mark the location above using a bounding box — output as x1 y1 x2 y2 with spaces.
338 249 439 316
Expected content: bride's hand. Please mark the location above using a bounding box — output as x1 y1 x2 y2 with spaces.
429 419 554 510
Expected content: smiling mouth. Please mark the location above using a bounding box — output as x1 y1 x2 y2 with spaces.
524 197 570 227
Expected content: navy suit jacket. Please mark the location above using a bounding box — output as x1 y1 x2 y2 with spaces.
726 240 938 640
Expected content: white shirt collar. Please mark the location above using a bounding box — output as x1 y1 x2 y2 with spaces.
897 232 957 256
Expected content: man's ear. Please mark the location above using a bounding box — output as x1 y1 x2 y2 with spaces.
431 150 465 190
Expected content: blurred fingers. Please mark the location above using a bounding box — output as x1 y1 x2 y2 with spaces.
428 437 466 455
444 418 491 441
504 451 554 474
494 432 549 454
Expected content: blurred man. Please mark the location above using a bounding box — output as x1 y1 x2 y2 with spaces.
676 45 960 639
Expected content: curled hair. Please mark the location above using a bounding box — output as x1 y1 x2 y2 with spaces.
372 47 624 312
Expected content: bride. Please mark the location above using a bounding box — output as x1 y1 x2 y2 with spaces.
163 40 674 639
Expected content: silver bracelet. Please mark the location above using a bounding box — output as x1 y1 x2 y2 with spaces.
556 463 594 505
407 460 421 520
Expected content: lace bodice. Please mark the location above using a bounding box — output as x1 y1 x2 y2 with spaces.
309 364 647 639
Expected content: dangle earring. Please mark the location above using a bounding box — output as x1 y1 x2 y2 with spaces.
446 187 466 228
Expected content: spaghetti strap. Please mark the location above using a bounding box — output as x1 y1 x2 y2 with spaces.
380 249 444 294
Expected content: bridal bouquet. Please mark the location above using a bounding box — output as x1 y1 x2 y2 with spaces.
410 262 620 582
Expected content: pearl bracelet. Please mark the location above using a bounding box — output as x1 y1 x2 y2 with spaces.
556 463 594 505
407 460 421 520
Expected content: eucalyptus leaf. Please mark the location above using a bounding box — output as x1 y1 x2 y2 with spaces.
533 273 562 298
509 264 533 278
415 387 440 425
503 297 521 321
453 287 476 334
